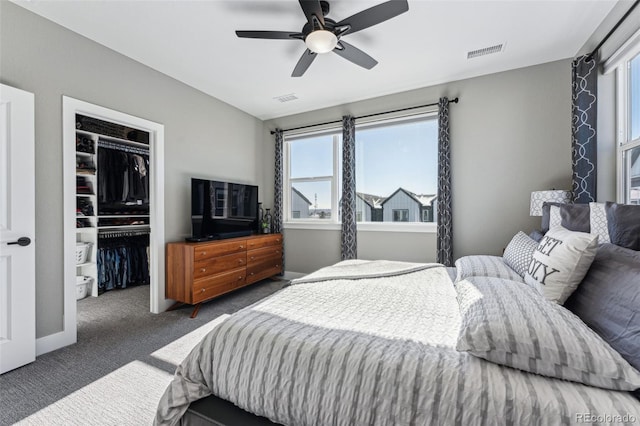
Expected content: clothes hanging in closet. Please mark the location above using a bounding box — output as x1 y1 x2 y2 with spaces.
97 146 149 209
97 234 150 293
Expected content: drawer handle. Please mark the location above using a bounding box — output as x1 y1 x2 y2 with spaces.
200 268 206 273
276 264 280 268
239 245 244 249
250 256 255 260
238 276 243 280
238 259 243 263
201 252 207 256
201 288 205 293
250 272 255 276
276 239 281 242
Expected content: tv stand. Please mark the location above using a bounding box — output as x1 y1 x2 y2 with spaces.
166 234 283 318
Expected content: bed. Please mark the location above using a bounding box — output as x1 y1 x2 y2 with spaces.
155 202 640 425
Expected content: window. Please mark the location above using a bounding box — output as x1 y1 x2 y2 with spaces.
356 115 438 224
283 113 438 230
393 209 409 222
614 39 640 204
285 130 341 222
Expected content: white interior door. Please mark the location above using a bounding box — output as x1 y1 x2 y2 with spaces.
0 84 36 374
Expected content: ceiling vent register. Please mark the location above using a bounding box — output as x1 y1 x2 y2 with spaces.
467 43 504 59
273 94 299 103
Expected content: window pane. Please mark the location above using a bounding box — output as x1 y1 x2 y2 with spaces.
291 181 332 219
355 118 438 223
290 134 335 178
624 145 640 205
631 53 640 141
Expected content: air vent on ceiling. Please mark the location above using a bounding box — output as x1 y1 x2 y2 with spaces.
467 43 504 59
273 93 298 103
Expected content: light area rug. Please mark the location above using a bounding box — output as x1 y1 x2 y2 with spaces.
15 314 231 426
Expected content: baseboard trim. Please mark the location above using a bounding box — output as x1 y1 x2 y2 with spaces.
36 329 76 356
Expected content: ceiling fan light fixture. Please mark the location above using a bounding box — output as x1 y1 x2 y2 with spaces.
305 30 338 54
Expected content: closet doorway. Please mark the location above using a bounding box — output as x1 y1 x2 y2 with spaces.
58 97 167 353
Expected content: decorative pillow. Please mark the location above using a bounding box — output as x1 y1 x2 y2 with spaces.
455 276 640 391
502 232 538 277
454 255 523 283
528 229 545 243
606 202 640 250
541 202 591 233
565 243 640 372
524 226 598 304
589 202 610 244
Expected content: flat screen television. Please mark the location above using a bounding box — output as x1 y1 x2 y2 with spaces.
190 178 259 241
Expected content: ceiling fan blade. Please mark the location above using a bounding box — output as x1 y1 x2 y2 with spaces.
292 49 317 77
333 41 378 70
298 0 325 28
335 0 408 35
236 30 303 40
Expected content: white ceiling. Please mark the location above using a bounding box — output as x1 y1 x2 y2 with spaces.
14 0 617 120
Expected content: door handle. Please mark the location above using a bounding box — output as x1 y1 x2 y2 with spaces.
7 237 31 246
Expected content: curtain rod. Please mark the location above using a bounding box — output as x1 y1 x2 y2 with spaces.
270 97 459 135
587 0 639 61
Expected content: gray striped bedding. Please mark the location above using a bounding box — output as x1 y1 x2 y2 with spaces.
454 255 524 283
155 260 640 426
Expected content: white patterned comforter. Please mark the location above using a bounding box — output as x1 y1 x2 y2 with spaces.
155 260 640 426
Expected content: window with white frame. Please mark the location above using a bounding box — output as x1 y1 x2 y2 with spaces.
283 114 438 228
356 115 438 223
285 130 341 221
613 36 640 204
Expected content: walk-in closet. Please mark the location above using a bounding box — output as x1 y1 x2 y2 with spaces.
62 97 166 349
75 114 151 302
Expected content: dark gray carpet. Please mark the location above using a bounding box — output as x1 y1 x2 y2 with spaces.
0 279 285 425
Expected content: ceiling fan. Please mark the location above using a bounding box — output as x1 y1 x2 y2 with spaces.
235 0 409 77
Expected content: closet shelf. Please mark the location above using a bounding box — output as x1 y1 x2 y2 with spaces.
97 225 151 230
76 228 96 233
76 262 96 268
76 170 96 176
98 215 149 218
79 129 150 149
76 151 95 157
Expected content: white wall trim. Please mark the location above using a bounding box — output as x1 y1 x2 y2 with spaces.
55 96 167 356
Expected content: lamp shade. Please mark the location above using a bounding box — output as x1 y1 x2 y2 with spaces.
530 190 571 216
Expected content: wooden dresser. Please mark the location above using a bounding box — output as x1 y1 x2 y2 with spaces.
166 234 283 317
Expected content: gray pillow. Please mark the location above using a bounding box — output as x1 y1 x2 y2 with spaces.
541 202 591 233
564 243 640 372
455 276 640 391
605 202 640 250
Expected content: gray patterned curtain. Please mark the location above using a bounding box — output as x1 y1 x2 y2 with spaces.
341 116 357 260
437 97 453 266
273 129 284 273
571 55 598 203
273 129 283 234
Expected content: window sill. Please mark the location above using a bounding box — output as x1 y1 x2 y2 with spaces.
284 221 341 231
283 221 437 233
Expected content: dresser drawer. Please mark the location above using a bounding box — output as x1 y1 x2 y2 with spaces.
192 268 246 304
247 255 281 280
193 252 246 279
246 263 283 285
194 239 247 260
247 246 282 265
246 235 282 250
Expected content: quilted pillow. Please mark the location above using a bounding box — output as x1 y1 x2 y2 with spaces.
502 232 538 277
524 226 598 304
455 276 640 391
454 255 523 283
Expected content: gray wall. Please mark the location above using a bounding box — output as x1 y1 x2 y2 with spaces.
0 2 264 338
265 59 576 273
